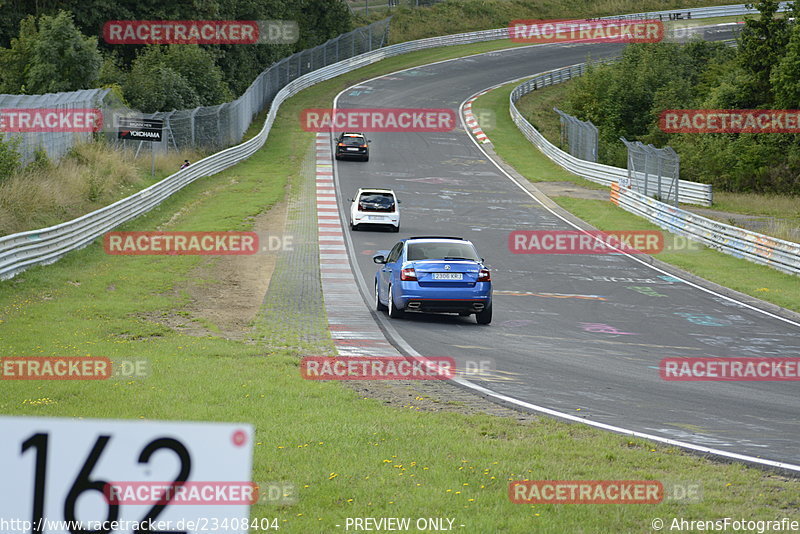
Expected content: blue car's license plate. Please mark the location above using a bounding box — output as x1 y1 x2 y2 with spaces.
432 273 463 280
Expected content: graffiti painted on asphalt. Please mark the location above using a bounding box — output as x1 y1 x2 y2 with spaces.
674 312 732 327
626 286 668 297
580 323 639 335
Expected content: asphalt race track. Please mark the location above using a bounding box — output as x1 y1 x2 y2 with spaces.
331 35 800 467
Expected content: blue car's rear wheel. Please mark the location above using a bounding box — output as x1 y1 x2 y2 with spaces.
375 280 387 312
475 303 492 325
387 284 405 319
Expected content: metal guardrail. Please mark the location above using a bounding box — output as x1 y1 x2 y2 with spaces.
0 19 392 164
596 1 791 20
0 26 512 280
0 3 788 279
509 62 715 206
611 183 800 275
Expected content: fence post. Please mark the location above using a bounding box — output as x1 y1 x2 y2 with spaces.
626 151 633 189
655 147 663 200
216 106 222 148
188 108 196 148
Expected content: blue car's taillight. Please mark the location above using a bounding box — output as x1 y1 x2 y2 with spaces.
401 268 417 281
477 269 491 282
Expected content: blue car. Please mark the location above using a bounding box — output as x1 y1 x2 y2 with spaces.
372 237 492 324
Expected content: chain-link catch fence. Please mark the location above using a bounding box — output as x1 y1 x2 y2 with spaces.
1 18 392 166
553 107 598 162
621 137 680 206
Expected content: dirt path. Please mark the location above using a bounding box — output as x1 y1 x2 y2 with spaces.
181 197 287 341
688 205 800 242
534 181 608 201
150 181 289 342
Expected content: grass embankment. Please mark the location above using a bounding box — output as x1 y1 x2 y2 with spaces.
0 144 206 236
1 34 799 534
388 0 750 43
473 80 800 313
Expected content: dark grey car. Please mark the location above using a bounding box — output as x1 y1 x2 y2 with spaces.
335 132 370 161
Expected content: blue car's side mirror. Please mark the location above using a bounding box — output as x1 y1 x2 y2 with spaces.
373 254 387 264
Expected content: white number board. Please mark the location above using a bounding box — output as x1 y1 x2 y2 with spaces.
0 417 254 534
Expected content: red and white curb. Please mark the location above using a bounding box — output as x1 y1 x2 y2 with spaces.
463 90 492 144
315 133 402 358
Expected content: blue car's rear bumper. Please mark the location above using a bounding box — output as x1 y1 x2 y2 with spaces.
396 281 492 312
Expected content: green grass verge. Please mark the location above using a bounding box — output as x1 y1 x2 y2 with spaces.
475 81 607 189
1 38 799 533
474 80 800 313
555 197 800 311
711 191 800 226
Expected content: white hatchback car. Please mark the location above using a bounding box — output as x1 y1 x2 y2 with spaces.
349 188 400 232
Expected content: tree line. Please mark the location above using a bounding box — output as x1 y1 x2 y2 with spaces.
0 0 352 112
561 0 800 194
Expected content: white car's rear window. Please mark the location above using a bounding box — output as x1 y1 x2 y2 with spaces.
358 193 395 212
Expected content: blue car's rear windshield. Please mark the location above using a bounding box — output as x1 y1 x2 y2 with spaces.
406 242 480 261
